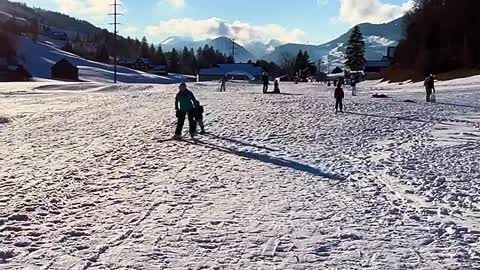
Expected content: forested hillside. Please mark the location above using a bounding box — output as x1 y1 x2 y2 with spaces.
392 0 480 78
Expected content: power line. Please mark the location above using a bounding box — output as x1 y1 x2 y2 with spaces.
109 0 122 83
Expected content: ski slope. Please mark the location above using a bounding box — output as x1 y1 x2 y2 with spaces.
1 79 480 269
16 37 187 84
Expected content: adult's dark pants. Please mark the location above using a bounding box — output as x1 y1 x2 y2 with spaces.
263 84 268 93
426 88 432 102
175 111 196 136
335 98 343 112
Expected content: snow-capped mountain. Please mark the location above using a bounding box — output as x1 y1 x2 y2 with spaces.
263 17 404 66
161 36 256 63
243 39 283 59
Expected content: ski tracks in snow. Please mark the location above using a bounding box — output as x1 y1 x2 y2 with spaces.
1 82 480 269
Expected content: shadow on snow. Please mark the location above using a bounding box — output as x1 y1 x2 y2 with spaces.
189 139 345 181
205 133 279 152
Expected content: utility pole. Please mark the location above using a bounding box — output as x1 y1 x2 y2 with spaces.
109 0 122 83
231 38 235 63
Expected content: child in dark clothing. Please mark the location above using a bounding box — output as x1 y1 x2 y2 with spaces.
194 101 205 134
334 85 345 113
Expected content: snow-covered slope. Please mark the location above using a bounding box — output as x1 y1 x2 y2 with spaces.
16 37 186 84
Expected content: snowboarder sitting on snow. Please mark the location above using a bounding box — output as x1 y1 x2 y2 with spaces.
273 79 281 94
262 72 269 93
334 85 345 113
174 82 198 139
424 74 436 102
193 100 206 135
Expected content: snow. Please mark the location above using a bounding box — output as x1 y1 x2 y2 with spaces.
1 77 480 269
16 37 187 84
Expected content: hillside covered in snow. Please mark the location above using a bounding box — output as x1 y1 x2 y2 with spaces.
16 36 186 84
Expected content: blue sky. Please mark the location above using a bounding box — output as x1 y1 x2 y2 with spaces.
15 0 412 45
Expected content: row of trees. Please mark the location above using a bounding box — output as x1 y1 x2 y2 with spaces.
394 0 480 76
67 32 237 74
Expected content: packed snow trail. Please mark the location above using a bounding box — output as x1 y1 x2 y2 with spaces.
0 81 479 269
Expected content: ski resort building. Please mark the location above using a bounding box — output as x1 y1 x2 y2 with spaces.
198 63 264 81
51 59 78 81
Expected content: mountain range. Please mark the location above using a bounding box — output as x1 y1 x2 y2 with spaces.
159 17 404 66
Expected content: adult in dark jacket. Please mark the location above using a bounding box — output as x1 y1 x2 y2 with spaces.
424 74 436 102
174 82 198 139
334 85 345 113
262 72 269 93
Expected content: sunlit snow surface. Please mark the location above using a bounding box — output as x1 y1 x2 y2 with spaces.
1 78 480 269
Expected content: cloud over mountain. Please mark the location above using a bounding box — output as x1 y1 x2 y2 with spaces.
145 17 305 46
337 0 413 25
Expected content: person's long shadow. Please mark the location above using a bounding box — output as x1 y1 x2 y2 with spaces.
345 111 430 123
190 139 345 181
435 102 480 110
205 133 279 152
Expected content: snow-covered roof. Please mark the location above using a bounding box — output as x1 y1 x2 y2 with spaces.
199 64 264 77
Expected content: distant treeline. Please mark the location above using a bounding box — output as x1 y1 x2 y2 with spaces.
394 0 480 76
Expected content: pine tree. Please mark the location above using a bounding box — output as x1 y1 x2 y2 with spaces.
294 50 306 73
197 47 208 69
190 48 198 74
345 26 366 71
62 42 74 53
149 44 156 61
152 44 167 66
169 48 180 73
95 44 110 63
140 36 149 58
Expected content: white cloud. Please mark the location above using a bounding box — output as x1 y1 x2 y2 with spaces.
52 0 126 23
160 0 186 9
145 17 305 45
338 0 413 26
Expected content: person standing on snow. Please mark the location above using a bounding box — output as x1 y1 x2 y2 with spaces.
219 75 228 92
424 74 436 102
174 82 198 139
193 100 206 135
334 84 345 113
262 72 269 93
350 78 357 96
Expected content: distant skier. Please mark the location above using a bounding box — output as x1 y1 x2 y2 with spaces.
334 84 345 113
219 75 228 92
262 72 269 93
424 74 436 102
273 79 281 94
194 100 206 135
174 82 198 139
